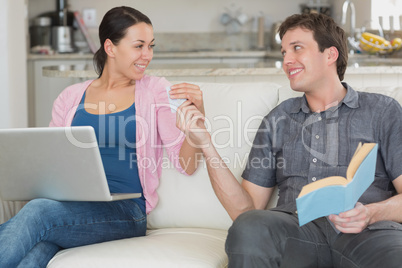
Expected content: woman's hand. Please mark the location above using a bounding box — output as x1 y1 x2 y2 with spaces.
169 83 205 115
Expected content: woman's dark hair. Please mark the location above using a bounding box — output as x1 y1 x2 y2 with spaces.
278 13 348 81
93 6 153 77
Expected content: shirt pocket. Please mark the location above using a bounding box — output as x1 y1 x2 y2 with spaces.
281 138 310 177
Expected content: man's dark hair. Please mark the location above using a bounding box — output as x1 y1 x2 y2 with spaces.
278 13 348 81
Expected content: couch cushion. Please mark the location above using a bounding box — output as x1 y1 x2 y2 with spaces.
355 86 402 105
47 228 228 268
277 85 303 104
147 82 281 230
0 200 27 224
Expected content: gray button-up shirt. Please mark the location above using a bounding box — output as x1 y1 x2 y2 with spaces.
242 83 402 213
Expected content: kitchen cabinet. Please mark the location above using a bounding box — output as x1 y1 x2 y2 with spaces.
27 57 93 127
151 58 221 64
151 57 264 65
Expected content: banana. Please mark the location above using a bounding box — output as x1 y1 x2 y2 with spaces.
359 32 394 53
391 38 402 51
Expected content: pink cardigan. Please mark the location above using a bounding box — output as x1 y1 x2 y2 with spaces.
49 75 187 214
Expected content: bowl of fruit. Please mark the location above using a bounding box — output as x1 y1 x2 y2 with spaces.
358 32 402 55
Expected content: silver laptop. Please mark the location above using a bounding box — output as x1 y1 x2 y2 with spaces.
0 126 141 201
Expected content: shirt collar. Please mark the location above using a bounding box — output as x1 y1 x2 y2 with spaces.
290 82 359 114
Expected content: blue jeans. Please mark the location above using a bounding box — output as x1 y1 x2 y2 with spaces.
226 210 402 268
0 198 146 268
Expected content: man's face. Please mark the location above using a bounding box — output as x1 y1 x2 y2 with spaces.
281 27 330 93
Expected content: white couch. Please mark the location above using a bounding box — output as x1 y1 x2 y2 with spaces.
1 82 402 268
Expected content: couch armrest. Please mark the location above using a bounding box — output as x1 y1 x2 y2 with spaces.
0 200 27 224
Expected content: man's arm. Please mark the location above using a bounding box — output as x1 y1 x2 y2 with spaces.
172 83 205 175
329 174 402 233
242 180 274 210
176 102 274 220
202 144 274 220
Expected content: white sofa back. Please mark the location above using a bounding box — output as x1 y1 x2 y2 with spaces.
148 83 402 231
354 86 402 103
147 82 282 230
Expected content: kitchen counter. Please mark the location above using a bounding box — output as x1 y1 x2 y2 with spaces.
28 50 280 61
42 61 286 78
28 53 94 61
42 57 402 79
33 49 402 78
148 50 276 59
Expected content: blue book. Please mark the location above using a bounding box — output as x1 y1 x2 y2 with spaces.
296 143 378 226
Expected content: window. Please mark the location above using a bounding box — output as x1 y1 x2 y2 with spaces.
371 0 402 30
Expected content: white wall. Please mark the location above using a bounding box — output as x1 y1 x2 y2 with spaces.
0 0 10 128
0 0 28 128
332 0 372 33
28 0 381 35
28 0 308 33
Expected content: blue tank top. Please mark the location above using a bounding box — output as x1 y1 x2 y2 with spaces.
71 91 145 213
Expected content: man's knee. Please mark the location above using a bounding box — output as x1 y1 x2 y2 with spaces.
225 210 291 255
333 226 402 268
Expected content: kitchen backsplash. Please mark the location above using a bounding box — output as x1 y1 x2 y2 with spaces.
153 32 271 52
73 30 273 53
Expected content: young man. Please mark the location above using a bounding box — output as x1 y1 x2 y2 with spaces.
177 13 402 267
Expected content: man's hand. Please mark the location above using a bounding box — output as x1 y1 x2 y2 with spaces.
171 83 210 149
176 100 210 147
328 202 371 233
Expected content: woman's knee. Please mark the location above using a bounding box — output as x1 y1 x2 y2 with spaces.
23 198 58 212
18 199 60 223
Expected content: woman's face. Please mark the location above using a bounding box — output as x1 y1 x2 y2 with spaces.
112 22 155 80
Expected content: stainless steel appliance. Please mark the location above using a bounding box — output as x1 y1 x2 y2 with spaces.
52 26 75 53
29 17 52 49
300 1 332 17
51 0 76 53
30 0 76 53
270 22 282 51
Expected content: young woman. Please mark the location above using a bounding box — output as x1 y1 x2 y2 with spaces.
0 6 204 267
